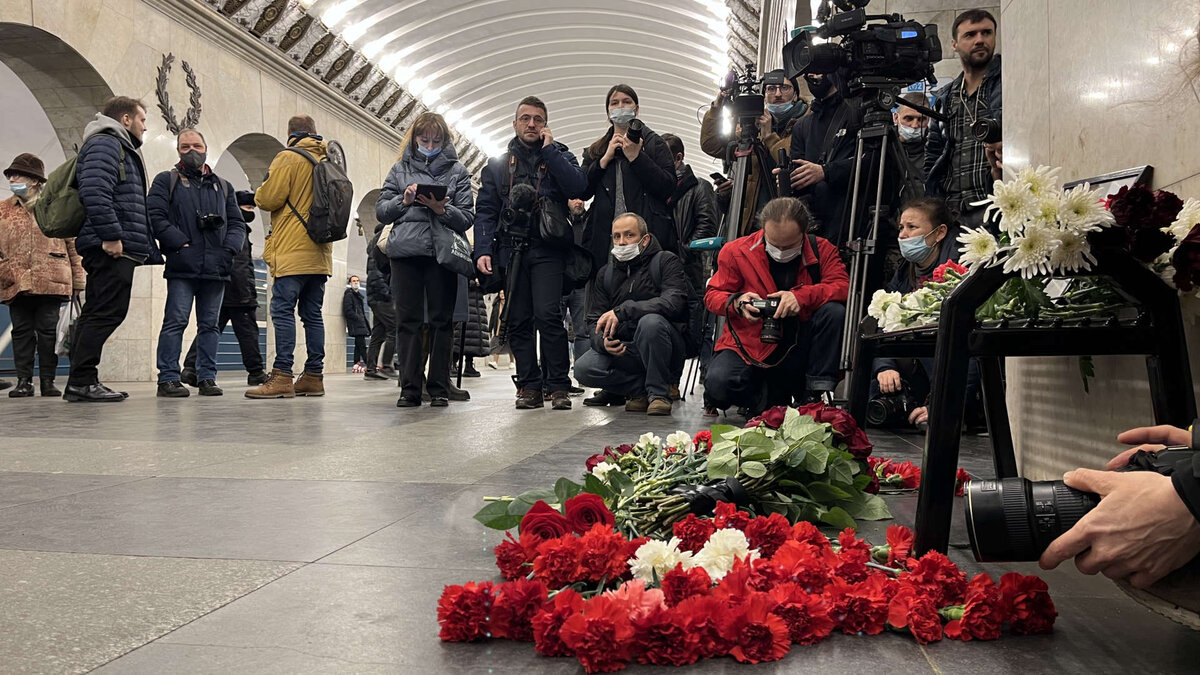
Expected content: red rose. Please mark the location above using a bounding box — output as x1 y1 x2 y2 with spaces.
584 452 608 472
768 582 836 645
714 501 750 531
955 467 972 497
676 595 735 659
559 595 635 673
577 523 628 583
564 493 616 535
1109 184 1154 228
661 562 712 607
825 573 897 635
901 550 967 607
437 581 495 642
1152 189 1185 228
720 592 791 664
797 403 874 458
999 572 1057 635
533 535 582 589
745 512 791 558
746 405 788 429
489 578 548 642
693 430 713 451
520 500 571 539
494 532 530 580
772 540 836 593
885 524 914 568
531 588 584 657
672 513 717 553
629 605 702 666
887 585 943 644
945 573 1004 641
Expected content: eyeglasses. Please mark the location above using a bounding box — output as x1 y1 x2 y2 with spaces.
517 114 546 125
765 84 794 93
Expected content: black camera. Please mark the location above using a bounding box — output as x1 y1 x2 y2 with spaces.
721 64 766 123
747 297 782 344
866 387 920 427
499 183 536 242
965 447 1196 562
197 213 224 231
625 118 645 144
971 117 1002 144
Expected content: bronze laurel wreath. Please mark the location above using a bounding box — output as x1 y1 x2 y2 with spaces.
155 53 202 135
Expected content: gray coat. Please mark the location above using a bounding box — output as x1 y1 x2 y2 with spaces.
376 143 474 259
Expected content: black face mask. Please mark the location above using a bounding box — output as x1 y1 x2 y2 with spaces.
180 150 206 171
806 76 833 100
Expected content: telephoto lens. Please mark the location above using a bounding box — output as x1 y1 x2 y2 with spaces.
625 118 644 144
964 478 1100 562
970 117 1002 143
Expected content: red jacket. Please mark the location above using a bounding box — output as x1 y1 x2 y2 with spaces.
704 230 848 364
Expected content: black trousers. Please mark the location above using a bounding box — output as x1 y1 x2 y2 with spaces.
507 243 571 392
392 256 456 399
8 294 63 379
184 306 264 374
351 335 367 364
366 300 396 370
69 250 136 386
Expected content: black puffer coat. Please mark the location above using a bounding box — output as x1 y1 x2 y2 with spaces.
453 280 490 358
343 287 370 337
586 235 689 352
366 228 391 305
223 221 258 308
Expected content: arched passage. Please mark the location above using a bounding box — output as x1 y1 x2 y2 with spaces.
212 132 286 258
347 188 382 280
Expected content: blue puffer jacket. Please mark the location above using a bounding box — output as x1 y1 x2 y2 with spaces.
74 114 161 264
146 165 247 281
376 142 474 259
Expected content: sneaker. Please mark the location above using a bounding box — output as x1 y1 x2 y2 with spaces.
198 379 224 396
364 370 388 380
247 370 269 386
515 388 544 409
625 396 650 413
551 390 572 410
647 396 673 416
157 381 190 398
583 390 626 407
294 372 324 397
245 369 295 399
180 368 198 387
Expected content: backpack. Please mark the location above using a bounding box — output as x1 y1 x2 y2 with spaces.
603 251 704 359
283 146 352 244
33 144 126 239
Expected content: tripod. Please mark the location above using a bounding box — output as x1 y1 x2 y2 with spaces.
494 232 531 347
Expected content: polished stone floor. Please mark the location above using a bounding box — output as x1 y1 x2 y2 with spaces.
0 370 1197 674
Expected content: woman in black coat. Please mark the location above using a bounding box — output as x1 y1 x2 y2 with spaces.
581 84 678 271
343 275 370 365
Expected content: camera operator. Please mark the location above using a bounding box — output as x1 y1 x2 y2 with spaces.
474 96 586 411
701 69 808 229
704 197 847 413
582 85 678 269
781 73 857 245
925 9 1002 228
661 133 719 293
895 92 930 182
575 213 690 416
1040 424 1200 588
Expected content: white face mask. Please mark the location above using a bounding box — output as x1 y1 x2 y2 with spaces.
897 124 925 142
765 240 804 263
612 241 642 262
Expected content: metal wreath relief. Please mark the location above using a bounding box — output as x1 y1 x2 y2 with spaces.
155 53 202 135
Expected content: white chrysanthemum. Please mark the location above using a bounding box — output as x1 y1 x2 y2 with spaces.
1155 250 1178 288
867 289 902 320
1017 165 1062 198
688 528 757 580
1031 194 1064 230
637 432 661 450
1169 198 1200 242
591 461 616 482
957 227 1000 268
629 537 692 582
1002 227 1055 279
882 303 909 332
980 179 1037 233
665 431 695 454
1057 182 1114 233
1048 229 1096 273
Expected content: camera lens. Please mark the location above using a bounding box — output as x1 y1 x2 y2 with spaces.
626 119 644 144
964 478 1100 562
970 118 1002 144
760 317 781 344
865 397 891 426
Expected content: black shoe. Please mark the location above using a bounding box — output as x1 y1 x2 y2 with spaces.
379 366 398 378
157 381 190 398
567 385 585 396
583 390 626 407
551 390 572 410
8 377 33 398
63 383 125 402
364 370 388 380
516 388 544 409
247 370 269 386
198 379 223 396
181 368 198 387
462 363 482 378
430 397 449 407
447 381 471 401
396 395 422 407
40 377 60 397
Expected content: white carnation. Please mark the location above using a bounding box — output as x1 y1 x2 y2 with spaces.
637 432 661 450
688 528 757 580
882 302 910 332
1169 198 1200 242
957 227 1000 268
591 461 616 482
665 431 695 454
628 537 692 582
867 289 902 320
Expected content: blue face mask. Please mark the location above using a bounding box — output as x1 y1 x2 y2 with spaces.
766 101 795 117
899 229 941 263
10 182 28 198
609 107 636 127
418 145 441 158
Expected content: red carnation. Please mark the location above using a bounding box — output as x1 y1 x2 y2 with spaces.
835 528 871 583
676 595 735 659
693 430 713 451
661 562 712 607
772 540 836 593
885 524 914 568
494 533 530 581
720 592 791 664
578 523 628 583
825 574 896 635
790 521 831 550
932 259 968 283
892 461 922 489
717 556 783 596
531 588 584 657
955 468 972 497
672 513 717 553
564 493 616 535
901 550 967 607
629 605 702 666
714 501 751 531
999 572 1057 635
520 500 572 540
437 581 495 642
769 582 836 645
945 573 1004 641
533 535 582 589
559 595 635 673
887 585 943 644
746 512 791 558
489 578 548 642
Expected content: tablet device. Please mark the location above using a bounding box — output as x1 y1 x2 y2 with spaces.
415 184 447 201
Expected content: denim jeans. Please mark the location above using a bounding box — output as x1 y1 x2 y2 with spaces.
270 274 326 374
157 278 225 383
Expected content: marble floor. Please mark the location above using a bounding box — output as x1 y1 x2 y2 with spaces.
0 370 1197 674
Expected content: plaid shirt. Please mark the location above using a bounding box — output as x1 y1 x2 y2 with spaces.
942 82 992 211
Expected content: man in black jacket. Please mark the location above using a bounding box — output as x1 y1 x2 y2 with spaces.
574 213 690 416
364 224 396 379
181 190 266 387
343 275 369 367
660 133 719 293
783 73 857 246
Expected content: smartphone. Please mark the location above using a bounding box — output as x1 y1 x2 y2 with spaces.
710 172 727 183
415 184 447 201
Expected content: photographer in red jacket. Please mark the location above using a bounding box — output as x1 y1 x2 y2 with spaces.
703 197 848 413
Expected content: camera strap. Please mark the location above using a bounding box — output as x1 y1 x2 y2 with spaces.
724 234 822 369
504 155 546 204
168 169 229 207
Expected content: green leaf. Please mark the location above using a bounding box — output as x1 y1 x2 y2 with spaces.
507 499 534 517
802 442 830 474
516 488 558 506
709 424 739 440
474 500 523 530
1078 355 1095 394
607 470 636 497
741 460 768 478
784 444 809 468
762 499 789 515
840 491 893 521
819 506 857 531
554 478 583 505
781 413 825 444
583 473 614 500
806 482 852 502
827 457 857 486
707 450 740 479
853 473 872 492
738 433 774 462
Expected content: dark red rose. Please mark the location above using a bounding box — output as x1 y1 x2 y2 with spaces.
1152 189 1185 229
714 501 751 531
531 588 584 657
797 403 874 458
746 405 788 429
577 523 628 583
520 500 571 539
999 572 1057 635
720 592 791 664
887 585 943 644
955 468 972 497
605 443 634 460
564 493 616 535
672 513 717 553
629 605 702 666
676 595 735 659
437 581 495 642
824 573 896 635
745 513 791 559
901 550 967 607
885 524 914 567
1173 222 1200 290
494 532 531 580
533 536 582 589
661 562 712 607
768 582 836 645
489 578 549 641
584 452 608 472
559 595 634 673
1108 184 1154 228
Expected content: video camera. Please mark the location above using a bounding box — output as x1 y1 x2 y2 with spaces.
720 64 765 126
499 183 536 243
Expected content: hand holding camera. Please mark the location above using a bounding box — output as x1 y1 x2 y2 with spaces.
766 290 800 319
736 292 764 321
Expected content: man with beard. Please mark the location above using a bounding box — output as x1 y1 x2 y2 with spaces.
925 9 1002 229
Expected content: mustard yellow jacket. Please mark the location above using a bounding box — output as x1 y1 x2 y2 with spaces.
256 136 334 278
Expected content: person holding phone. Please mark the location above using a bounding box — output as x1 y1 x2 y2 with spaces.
376 112 474 408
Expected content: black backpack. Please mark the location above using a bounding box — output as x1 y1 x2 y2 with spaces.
284 147 352 244
603 251 704 359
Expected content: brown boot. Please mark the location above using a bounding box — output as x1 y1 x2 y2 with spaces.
294 371 325 397
625 396 650 413
245 369 295 399
647 396 673 416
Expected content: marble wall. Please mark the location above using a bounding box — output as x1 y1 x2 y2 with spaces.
1001 0 1200 478
0 0 405 381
